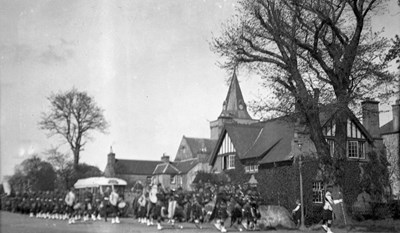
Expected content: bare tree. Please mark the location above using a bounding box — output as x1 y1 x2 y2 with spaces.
39 88 109 171
212 0 397 183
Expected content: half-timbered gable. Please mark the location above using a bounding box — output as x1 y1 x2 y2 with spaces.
209 123 264 173
322 114 374 159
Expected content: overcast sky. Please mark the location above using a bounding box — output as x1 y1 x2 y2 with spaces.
1 0 399 180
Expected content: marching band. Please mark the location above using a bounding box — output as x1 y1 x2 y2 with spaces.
0 182 263 232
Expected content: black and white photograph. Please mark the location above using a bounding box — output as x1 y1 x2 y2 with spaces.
1 0 399 233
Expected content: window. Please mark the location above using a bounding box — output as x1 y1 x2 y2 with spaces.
347 141 366 159
228 154 235 169
312 182 324 203
253 165 259 172
327 139 335 157
245 165 259 173
222 156 227 170
171 175 182 185
176 176 182 185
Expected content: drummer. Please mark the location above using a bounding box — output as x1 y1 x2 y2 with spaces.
109 186 120 224
65 187 76 224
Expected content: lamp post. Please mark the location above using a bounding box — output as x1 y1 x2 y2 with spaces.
297 142 306 230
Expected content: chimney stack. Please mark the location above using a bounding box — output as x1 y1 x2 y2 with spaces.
393 99 400 132
361 99 380 139
161 153 170 163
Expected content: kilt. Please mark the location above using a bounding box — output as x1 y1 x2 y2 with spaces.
322 209 333 221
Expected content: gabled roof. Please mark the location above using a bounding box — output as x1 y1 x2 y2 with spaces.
320 109 374 142
115 159 162 176
380 120 398 135
210 107 376 167
174 158 200 174
255 119 295 165
184 137 217 156
153 163 180 175
242 118 295 163
209 123 264 165
219 71 252 120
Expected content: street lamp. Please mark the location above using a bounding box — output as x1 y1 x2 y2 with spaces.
297 142 306 230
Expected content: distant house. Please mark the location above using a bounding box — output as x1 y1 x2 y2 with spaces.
381 99 400 199
152 155 204 190
104 149 162 187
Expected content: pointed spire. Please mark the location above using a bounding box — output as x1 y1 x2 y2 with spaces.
219 68 252 119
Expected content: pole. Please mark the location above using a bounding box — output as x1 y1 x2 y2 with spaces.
299 155 306 230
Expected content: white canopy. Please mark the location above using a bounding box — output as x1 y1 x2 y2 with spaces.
74 177 127 189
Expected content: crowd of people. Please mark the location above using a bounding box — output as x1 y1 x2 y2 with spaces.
130 183 263 232
0 182 264 232
0 186 124 225
0 183 342 233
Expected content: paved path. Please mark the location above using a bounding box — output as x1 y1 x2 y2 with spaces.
0 211 391 233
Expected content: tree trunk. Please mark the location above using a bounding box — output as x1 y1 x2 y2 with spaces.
73 150 79 172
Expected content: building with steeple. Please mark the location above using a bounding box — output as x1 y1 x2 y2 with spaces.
103 71 258 190
210 70 259 139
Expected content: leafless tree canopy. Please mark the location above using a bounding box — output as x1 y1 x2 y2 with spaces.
212 0 396 114
39 88 109 170
212 0 397 184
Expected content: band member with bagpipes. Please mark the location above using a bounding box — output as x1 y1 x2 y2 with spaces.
109 185 120 224
190 193 204 229
92 190 102 220
164 188 182 229
292 199 301 228
153 192 166 230
322 186 343 233
228 194 244 231
82 188 93 222
101 187 111 222
29 192 37 218
65 187 77 224
147 184 158 226
213 185 229 233
137 189 148 224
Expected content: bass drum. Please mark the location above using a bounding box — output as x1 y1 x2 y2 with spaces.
149 185 158 204
117 201 128 217
118 201 126 209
